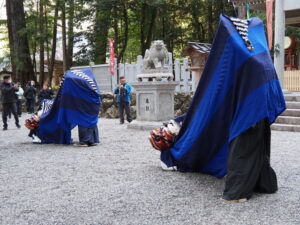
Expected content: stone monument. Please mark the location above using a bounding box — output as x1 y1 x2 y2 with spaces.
129 40 179 128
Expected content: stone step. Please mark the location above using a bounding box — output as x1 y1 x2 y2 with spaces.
285 95 300 102
286 101 300 109
275 116 300 125
127 120 166 130
281 109 300 117
271 123 300 132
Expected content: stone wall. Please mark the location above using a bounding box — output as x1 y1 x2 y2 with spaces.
100 92 192 119
174 93 192 117
100 93 137 119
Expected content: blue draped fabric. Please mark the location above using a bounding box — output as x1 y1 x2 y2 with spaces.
37 69 101 144
161 14 286 178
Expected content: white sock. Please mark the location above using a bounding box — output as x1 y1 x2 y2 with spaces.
160 161 177 171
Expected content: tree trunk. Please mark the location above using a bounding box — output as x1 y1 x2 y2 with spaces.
145 7 157 50
61 2 68 72
191 11 204 42
118 0 129 63
6 0 16 80
5 0 35 85
39 0 45 85
113 3 119 62
140 3 147 56
140 3 157 56
44 4 50 83
67 0 74 68
207 0 214 42
32 0 39 77
48 1 59 86
94 0 112 64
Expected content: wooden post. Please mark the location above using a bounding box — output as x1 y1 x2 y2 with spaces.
192 71 197 93
274 0 285 87
174 59 181 92
137 55 143 75
168 52 173 74
182 58 189 92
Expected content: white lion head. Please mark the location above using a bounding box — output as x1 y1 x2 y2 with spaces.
152 40 165 51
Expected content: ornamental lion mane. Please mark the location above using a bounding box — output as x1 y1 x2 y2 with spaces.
143 40 169 70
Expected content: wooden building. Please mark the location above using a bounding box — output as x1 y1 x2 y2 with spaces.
182 42 211 88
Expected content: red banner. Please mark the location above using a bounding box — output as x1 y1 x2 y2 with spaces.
266 0 274 50
109 39 115 75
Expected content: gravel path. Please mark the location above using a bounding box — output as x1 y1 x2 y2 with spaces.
0 116 299 225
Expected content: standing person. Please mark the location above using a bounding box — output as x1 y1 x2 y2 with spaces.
15 82 24 117
24 80 36 114
0 75 21 130
114 76 132 124
38 82 54 105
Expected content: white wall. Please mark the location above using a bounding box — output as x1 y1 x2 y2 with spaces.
284 0 300 11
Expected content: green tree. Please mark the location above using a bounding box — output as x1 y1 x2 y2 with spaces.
6 0 35 84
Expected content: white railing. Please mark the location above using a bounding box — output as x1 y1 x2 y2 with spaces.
71 54 195 93
284 70 300 92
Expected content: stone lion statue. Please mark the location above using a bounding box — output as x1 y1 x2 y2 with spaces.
143 40 169 70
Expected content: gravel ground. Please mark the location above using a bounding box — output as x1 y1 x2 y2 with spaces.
0 116 299 225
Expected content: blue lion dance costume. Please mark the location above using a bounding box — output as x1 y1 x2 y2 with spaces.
161 14 286 183
36 69 101 144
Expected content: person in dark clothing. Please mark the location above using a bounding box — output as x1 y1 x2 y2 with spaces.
0 75 21 130
114 76 132 124
222 118 278 202
38 82 54 105
24 80 36 113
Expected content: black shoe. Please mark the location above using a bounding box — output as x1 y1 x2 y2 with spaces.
88 143 98 147
16 123 21 128
73 142 89 147
3 127 7 131
120 121 124 124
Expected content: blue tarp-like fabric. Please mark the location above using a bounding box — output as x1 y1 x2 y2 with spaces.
161 14 286 178
37 69 101 144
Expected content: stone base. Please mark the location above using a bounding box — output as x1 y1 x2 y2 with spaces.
131 81 179 121
127 120 165 131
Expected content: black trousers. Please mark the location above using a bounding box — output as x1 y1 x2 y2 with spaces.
26 98 35 113
17 99 23 116
118 102 132 123
28 129 37 137
223 118 277 200
78 126 99 145
2 103 19 128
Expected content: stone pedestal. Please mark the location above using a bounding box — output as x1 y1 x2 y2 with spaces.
131 81 179 121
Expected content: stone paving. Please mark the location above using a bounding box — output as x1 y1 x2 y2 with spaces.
0 116 299 225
